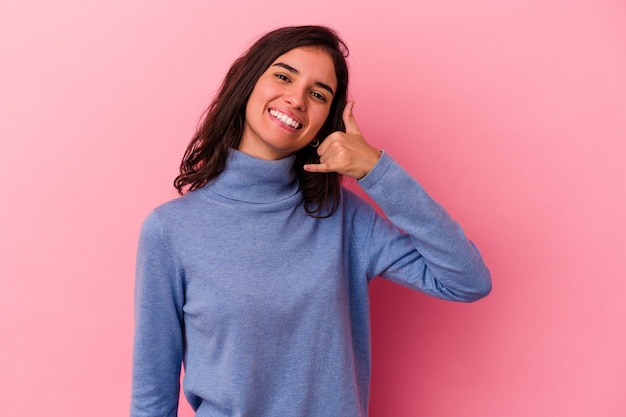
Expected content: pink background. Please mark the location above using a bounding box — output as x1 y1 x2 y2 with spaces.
1 1 625 416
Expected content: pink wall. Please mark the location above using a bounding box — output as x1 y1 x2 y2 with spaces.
1 1 625 416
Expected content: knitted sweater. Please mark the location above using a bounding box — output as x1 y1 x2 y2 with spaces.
131 149 491 417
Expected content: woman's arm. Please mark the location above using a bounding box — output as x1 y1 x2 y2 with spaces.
355 152 492 301
306 101 491 301
131 212 185 417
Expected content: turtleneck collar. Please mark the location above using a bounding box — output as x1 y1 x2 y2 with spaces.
202 148 300 204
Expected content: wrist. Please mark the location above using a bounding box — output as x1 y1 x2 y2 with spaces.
357 149 382 179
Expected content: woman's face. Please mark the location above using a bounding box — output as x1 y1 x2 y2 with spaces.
239 46 338 160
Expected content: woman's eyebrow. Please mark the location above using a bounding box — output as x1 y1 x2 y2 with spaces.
272 62 335 96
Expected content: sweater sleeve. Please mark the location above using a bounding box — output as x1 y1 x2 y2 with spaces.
356 152 492 302
131 211 185 417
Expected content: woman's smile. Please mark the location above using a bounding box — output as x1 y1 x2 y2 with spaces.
268 108 303 130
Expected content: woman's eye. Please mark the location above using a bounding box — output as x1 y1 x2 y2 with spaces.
275 73 290 82
311 91 327 102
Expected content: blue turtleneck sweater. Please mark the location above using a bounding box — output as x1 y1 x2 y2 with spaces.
131 149 491 417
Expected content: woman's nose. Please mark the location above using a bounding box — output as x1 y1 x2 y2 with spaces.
284 87 307 111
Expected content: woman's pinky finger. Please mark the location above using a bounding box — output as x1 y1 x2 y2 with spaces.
303 163 333 173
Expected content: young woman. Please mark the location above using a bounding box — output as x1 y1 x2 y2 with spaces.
131 25 491 417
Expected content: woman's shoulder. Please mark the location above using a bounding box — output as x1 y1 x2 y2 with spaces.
339 184 381 220
143 190 208 225
154 190 199 210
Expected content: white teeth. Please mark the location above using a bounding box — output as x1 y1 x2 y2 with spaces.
269 109 302 129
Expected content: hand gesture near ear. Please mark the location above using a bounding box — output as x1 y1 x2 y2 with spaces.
304 101 382 179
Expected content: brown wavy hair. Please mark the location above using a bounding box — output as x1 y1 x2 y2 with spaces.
173 25 349 217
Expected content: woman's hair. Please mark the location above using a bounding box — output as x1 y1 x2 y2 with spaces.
173 25 350 217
